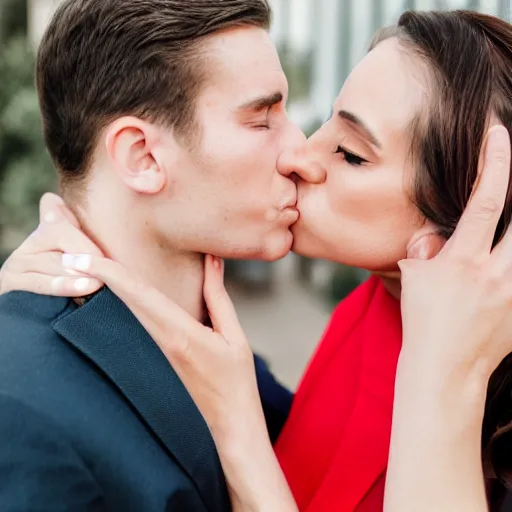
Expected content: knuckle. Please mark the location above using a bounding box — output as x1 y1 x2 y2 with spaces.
53 251 66 267
472 197 501 221
485 270 503 291
493 148 509 168
456 253 481 269
174 338 193 364
129 278 149 303
478 265 508 300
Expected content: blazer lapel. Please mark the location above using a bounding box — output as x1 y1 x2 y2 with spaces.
53 287 229 512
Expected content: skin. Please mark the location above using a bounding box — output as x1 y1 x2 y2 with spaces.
61 26 321 321
2 27 512 512
292 38 426 273
146 26 309 262
54 123 512 512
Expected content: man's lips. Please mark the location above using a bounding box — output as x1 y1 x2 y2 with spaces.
280 195 298 211
281 205 300 223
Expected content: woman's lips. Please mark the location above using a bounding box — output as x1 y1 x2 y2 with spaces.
281 206 300 223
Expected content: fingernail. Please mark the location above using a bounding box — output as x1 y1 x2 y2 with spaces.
61 254 79 275
211 256 220 270
74 278 91 292
62 254 91 272
43 212 58 223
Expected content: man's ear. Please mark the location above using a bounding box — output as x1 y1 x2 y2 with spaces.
104 116 167 195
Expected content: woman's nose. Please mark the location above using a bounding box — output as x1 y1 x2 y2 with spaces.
277 146 327 185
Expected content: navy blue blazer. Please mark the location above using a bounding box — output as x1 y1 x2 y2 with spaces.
0 288 292 511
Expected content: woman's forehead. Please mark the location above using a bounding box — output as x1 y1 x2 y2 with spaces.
332 38 426 148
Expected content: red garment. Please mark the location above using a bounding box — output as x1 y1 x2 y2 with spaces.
275 276 402 512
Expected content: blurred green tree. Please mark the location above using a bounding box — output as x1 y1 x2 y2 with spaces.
0 0 28 43
0 3 56 248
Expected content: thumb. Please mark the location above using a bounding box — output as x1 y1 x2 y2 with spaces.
203 255 246 345
40 193 65 224
40 193 81 228
397 257 422 275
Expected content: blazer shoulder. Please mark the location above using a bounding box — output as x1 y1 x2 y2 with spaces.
0 393 106 511
0 291 73 345
0 289 72 316
0 292 95 403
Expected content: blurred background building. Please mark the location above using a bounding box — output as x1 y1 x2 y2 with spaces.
0 0 511 389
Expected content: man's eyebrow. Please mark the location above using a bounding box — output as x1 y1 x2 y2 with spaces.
238 92 284 111
338 110 382 149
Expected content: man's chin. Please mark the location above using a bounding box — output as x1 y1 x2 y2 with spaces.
258 228 294 261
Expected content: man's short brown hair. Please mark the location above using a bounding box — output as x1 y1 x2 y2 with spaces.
36 0 271 189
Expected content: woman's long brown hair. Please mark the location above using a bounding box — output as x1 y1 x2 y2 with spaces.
373 10 512 489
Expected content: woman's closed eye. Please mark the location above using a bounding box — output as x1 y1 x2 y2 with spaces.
334 145 368 166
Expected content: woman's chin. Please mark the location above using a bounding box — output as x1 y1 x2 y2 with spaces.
291 224 327 259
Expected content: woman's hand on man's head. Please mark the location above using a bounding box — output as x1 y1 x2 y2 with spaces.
386 125 512 512
0 193 104 297
400 125 512 380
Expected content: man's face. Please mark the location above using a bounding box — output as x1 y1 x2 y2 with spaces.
154 26 305 261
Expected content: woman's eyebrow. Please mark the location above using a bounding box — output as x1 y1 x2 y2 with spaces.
338 109 382 150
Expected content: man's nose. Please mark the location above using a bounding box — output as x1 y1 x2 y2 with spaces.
277 146 327 185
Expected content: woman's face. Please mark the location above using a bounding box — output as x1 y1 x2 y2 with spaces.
293 38 427 271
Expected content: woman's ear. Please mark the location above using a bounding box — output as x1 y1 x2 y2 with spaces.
104 116 166 195
406 221 446 260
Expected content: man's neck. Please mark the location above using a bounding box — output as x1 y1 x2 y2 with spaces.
76 203 205 322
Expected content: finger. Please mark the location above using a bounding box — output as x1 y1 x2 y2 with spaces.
39 193 66 224
397 258 424 286
40 192 81 229
489 217 512 269
1 272 102 297
25 217 103 257
63 254 209 349
6 252 86 277
22 193 103 257
449 125 511 257
204 255 246 344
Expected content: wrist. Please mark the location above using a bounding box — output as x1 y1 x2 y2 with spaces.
396 346 488 420
219 428 294 512
211 402 268 449
387 348 489 511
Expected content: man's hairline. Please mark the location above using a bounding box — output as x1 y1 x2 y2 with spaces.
77 22 272 182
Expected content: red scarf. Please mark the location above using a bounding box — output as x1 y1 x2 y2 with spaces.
275 276 402 511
